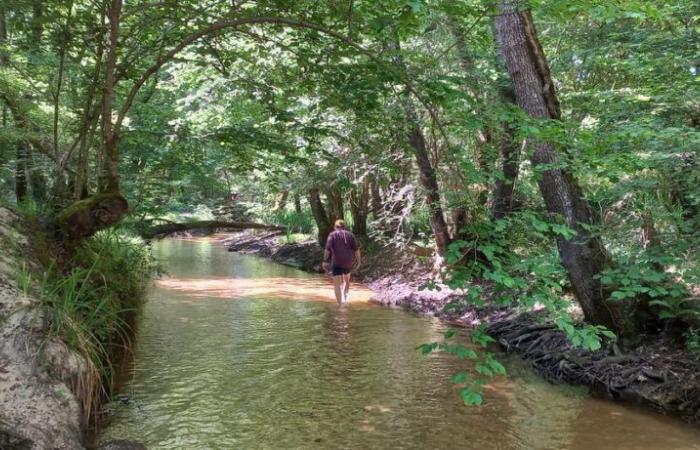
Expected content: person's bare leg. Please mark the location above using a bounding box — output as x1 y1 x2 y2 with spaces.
342 273 351 303
332 275 344 305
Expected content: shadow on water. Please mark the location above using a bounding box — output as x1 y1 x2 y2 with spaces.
99 238 700 450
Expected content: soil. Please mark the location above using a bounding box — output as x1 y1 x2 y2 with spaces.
0 207 148 450
223 230 700 424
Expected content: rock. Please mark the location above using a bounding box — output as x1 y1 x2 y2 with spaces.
96 440 148 450
0 207 85 450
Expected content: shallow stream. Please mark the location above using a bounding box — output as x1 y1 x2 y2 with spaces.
100 238 700 449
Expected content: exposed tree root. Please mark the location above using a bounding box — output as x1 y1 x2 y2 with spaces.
488 313 700 422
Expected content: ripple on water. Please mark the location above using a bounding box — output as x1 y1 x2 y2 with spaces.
100 239 700 450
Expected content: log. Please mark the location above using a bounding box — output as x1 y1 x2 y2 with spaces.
141 220 286 239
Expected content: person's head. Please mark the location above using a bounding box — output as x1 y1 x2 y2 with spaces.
334 219 345 229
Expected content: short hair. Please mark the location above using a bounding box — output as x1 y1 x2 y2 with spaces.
334 219 345 228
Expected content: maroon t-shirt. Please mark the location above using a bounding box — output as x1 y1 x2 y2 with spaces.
325 229 358 269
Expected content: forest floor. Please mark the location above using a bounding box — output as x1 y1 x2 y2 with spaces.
219 229 700 424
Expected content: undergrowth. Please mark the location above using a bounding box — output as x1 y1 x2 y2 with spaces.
17 228 156 423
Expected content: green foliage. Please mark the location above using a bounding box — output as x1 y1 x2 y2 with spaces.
18 229 156 416
418 325 505 406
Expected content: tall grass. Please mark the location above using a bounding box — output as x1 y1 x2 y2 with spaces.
19 229 156 424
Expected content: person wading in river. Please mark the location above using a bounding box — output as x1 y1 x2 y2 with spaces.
322 220 361 304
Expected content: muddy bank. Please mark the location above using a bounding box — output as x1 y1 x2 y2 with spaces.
0 207 146 450
224 230 700 424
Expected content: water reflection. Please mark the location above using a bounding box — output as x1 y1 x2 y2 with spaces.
100 238 700 450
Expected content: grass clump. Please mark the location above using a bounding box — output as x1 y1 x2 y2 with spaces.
19 229 156 423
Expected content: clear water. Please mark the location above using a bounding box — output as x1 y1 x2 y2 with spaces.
99 238 700 449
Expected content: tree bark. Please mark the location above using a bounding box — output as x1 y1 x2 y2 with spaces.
15 144 28 203
370 175 382 220
324 186 344 222
102 0 122 193
495 3 630 335
409 126 452 255
0 6 7 66
293 193 302 214
274 190 289 213
308 187 332 247
349 179 370 237
491 119 520 220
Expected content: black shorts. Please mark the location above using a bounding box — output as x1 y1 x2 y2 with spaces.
332 266 351 276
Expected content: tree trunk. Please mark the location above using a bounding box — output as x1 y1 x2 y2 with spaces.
389 37 451 255
293 193 302 213
308 187 332 247
370 176 382 220
15 143 28 203
57 0 126 246
491 119 520 220
450 17 521 220
409 126 451 255
0 6 7 66
274 190 289 213
324 186 344 222
102 0 122 193
349 179 370 237
495 3 631 335
28 149 48 201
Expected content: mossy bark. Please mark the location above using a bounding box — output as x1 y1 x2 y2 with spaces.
56 192 128 246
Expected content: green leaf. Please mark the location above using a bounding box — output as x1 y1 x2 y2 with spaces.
460 388 483 406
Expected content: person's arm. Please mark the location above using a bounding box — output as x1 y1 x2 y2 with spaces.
353 249 362 271
322 249 331 272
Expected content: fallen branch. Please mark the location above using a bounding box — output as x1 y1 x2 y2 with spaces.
141 220 286 239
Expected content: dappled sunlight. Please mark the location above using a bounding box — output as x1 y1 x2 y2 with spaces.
156 275 375 303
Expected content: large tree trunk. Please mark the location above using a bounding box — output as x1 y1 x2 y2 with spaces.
308 187 332 247
495 3 631 335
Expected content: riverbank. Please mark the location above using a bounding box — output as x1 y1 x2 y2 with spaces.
0 206 151 450
223 230 700 424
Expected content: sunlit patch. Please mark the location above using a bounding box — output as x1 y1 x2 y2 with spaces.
172 233 240 244
364 404 392 413
156 276 375 303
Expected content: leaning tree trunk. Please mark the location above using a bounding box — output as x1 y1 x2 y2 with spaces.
389 37 451 256
495 3 631 335
409 126 452 255
308 187 332 247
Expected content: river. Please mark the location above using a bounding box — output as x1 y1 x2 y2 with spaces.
99 238 700 449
